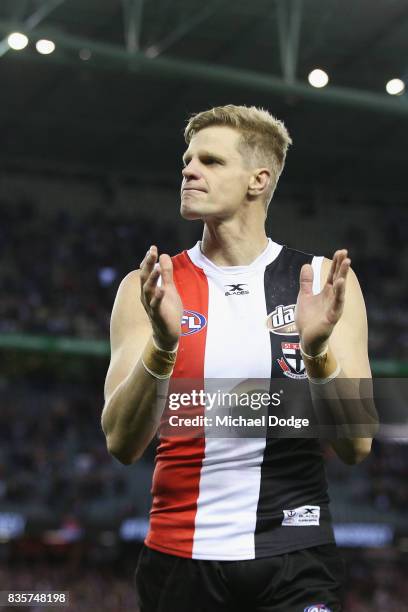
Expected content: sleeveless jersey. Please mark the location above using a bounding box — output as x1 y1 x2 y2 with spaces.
145 239 336 560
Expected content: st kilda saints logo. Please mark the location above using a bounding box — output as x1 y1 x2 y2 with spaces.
224 283 249 296
277 342 306 379
266 304 307 379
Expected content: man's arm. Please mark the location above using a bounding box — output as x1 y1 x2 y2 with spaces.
320 257 374 464
296 250 377 465
101 247 183 465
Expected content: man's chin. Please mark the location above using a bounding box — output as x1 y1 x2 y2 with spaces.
180 204 204 221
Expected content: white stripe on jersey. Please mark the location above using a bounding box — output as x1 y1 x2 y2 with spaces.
189 240 281 560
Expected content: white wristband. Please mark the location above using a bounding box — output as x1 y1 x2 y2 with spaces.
299 343 329 360
141 359 174 380
141 337 179 380
152 336 179 353
308 363 341 385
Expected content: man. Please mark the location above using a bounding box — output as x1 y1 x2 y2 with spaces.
101 105 374 612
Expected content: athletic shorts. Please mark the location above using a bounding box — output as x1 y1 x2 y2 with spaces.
134 543 345 612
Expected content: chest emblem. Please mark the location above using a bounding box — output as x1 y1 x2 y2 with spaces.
277 342 307 379
181 310 207 336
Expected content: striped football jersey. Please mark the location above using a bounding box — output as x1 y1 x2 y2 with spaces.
145 239 336 560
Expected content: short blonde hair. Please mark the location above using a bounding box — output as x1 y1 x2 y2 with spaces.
184 104 292 207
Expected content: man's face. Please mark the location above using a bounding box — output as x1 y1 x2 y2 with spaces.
180 126 251 220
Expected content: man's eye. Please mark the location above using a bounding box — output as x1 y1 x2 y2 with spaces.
182 157 220 167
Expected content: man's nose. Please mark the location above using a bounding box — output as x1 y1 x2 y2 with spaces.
182 160 201 180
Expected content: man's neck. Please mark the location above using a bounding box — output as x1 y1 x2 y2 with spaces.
200 221 269 267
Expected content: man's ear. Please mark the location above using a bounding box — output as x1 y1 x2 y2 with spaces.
248 168 271 197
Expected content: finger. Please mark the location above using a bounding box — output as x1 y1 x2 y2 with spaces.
332 257 350 305
139 248 150 270
325 256 337 286
150 285 165 310
159 254 174 287
326 250 346 286
333 249 348 281
140 245 158 282
332 277 346 315
299 263 314 296
143 265 161 302
333 258 351 290
331 257 350 301
339 257 351 278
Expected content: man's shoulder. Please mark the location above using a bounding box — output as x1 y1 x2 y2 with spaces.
171 245 203 274
272 243 322 263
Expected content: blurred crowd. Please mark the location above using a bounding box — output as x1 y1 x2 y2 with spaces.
0 561 136 612
324 437 408 515
342 550 408 611
0 193 407 610
342 204 408 361
357 441 408 513
0 549 407 611
0 195 407 360
0 197 181 340
0 380 154 523
0 376 407 525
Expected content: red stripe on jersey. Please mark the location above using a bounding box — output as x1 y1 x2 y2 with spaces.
145 250 208 557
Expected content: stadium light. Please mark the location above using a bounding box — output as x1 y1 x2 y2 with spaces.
308 68 329 88
7 32 29 50
36 39 55 55
79 48 92 61
145 46 159 59
386 78 405 96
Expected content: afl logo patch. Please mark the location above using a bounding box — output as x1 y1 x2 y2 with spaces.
266 304 298 336
304 606 332 612
181 310 207 336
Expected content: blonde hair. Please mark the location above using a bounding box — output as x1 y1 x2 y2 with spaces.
184 104 292 207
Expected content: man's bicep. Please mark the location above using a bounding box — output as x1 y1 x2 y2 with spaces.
328 264 371 378
104 270 151 404
109 270 150 350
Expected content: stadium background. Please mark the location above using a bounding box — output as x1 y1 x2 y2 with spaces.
0 0 407 610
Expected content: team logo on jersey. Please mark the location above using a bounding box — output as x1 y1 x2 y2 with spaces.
224 283 249 296
277 342 307 379
304 606 332 612
266 304 298 335
181 310 207 336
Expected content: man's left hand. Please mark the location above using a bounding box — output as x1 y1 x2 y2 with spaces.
295 249 351 356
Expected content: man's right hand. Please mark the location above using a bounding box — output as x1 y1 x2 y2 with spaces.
139 245 183 351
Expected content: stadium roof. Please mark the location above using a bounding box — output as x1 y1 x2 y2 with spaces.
0 0 407 194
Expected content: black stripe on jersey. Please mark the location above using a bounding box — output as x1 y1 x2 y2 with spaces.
254 246 335 558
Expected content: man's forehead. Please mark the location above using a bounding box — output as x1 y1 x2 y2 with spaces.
184 126 241 158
